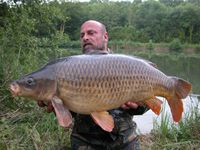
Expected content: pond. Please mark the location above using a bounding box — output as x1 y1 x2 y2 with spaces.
133 94 200 134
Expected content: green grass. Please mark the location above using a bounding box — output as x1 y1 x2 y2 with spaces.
0 101 71 150
0 46 73 150
142 96 200 150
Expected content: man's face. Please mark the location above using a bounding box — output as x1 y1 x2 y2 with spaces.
80 21 108 53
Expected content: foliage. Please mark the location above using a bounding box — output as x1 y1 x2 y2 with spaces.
134 0 169 42
0 106 71 150
1 0 200 43
167 3 200 43
0 0 72 115
159 0 185 7
194 44 200 54
146 39 154 51
169 38 183 53
86 2 131 31
61 2 88 40
109 26 137 41
150 96 200 150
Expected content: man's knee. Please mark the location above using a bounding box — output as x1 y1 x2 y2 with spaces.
71 136 97 150
123 137 140 150
77 145 91 150
71 142 91 150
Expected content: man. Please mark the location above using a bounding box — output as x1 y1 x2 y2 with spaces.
39 20 148 150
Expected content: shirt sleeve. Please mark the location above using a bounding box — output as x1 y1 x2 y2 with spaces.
125 105 149 116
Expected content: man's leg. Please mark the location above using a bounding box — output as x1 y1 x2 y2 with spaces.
122 136 140 150
71 135 104 150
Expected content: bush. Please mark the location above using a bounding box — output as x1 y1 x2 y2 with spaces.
194 44 200 54
146 39 154 51
169 38 183 53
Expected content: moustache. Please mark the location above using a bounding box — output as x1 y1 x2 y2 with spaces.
83 42 93 47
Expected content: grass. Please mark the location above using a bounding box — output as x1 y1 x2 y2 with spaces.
141 96 200 150
0 101 71 150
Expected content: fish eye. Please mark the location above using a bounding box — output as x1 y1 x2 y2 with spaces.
26 77 35 86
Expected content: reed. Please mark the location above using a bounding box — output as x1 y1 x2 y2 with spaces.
146 96 200 150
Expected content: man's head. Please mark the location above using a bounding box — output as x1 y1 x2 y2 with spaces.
80 20 108 54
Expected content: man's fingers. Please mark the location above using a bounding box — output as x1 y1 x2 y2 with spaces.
38 101 47 107
47 102 55 113
121 103 130 109
38 101 55 113
126 102 139 109
121 101 140 109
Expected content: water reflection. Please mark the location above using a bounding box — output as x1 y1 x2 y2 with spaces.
133 94 200 134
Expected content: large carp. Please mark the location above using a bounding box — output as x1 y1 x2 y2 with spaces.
9 54 192 132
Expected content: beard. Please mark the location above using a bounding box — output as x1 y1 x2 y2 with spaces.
82 41 106 54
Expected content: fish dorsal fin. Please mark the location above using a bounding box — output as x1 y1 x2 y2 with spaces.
133 55 158 68
144 97 163 115
91 111 114 132
147 61 158 68
141 59 158 68
51 96 72 128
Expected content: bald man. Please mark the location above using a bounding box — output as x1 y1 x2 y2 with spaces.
69 20 149 150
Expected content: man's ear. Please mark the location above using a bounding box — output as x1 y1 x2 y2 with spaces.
104 32 108 42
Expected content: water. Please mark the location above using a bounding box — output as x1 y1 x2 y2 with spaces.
133 94 200 134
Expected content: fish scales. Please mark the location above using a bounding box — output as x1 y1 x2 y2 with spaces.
52 55 168 113
9 54 192 131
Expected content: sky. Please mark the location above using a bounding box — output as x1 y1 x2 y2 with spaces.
2 0 150 3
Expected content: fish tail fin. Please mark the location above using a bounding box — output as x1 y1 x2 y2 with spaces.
144 97 163 115
167 77 192 122
171 77 192 99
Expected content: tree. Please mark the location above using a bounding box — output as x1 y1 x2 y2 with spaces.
167 3 200 43
62 2 88 40
109 26 137 41
187 0 200 6
86 2 130 31
134 0 168 42
159 0 184 7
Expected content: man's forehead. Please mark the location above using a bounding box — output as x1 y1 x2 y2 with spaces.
81 22 102 32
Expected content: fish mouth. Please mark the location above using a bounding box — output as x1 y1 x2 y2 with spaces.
9 83 21 97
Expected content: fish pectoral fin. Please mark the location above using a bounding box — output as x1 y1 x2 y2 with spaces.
91 111 114 132
51 96 72 128
144 97 163 115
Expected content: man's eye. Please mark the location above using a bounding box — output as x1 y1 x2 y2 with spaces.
88 32 94 35
80 34 84 38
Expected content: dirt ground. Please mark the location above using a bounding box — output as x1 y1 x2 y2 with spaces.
140 134 155 150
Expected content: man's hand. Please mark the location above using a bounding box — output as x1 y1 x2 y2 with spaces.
37 101 55 113
121 101 143 110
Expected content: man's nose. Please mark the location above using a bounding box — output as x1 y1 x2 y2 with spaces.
82 34 89 41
